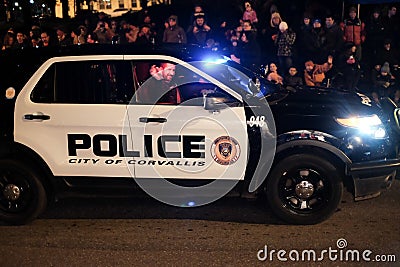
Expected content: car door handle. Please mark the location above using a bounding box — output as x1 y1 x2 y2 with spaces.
139 117 167 123
24 113 50 121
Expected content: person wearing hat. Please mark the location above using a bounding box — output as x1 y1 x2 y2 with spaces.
275 21 296 74
188 5 207 28
186 13 212 46
306 18 327 64
163 15 187 44
261 11 282 63
372 61 397 97
340 6 365 61
304 55 333 87
375 39 399 77
242 1 258 26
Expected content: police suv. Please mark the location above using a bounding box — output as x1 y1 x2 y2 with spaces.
0 44 399 225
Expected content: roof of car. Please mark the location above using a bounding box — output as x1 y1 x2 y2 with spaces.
0 43 213 61
0 43 228 92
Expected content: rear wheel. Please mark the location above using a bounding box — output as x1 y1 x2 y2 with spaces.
0 159 47 225
266 153 343 224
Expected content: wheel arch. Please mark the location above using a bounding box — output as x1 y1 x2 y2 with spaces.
273 139 353 189
3 142 58 202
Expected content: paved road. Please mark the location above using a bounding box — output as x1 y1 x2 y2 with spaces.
0 181 399 266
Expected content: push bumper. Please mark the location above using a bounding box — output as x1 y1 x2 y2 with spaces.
346 158 400 201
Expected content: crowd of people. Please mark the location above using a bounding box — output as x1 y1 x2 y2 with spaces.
1 2 399 104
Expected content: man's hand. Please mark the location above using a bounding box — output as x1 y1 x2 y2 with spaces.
150 65 163 80
327 55 333 64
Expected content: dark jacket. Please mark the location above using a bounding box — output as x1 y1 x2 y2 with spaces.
163 25 187 44
324 23 344 56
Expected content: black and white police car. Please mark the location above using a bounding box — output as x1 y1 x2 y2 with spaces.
0 44 399 225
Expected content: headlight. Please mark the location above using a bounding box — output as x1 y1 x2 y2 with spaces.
336 114 386 138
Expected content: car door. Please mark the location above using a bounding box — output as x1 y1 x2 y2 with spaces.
124 56 248 180
14 56 136 177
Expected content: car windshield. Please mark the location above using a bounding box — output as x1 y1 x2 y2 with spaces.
187 59 275 98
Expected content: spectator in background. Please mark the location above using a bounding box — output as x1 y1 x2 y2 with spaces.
188 5 207 28
30 35 40 48
213 18 230 50
39 31 56 47
266 62 283 85
382 5 399 46
136 24 153 46
141 14 158 43
70 29 79 45
303 55 333 87
109 20 119 36
262 11 282 63
118 21 131 44
186 13 212 46
93 21 115 44
125 24 139 43
275 21 296 74
30 25 41 41
2 29 14 50
284 66 303 90
77 25 88 44
324 14 343 59
56 26 72 46
232 20 260 70
375 39 399 78
341 6 365 61
12 31 29 50
86 32 99 44
163 15 187 44
365 8 385 60
96 11 110 26
297 13 313 67
308 18 327 64
372 61 396 97
338 42 361 91
242 1 258 27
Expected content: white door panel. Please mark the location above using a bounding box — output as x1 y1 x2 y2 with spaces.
15 104 133 177
126 104 248 180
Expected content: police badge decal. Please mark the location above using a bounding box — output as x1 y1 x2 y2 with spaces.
211 136 241 165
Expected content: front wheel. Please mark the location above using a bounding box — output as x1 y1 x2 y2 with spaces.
0 159 47 225
265 153 343 224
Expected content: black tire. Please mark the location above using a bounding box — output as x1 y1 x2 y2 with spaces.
266 153 343 225
0 159 47 225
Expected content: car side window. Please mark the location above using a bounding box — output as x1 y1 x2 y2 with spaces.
132 60 240 106
31 60 134 104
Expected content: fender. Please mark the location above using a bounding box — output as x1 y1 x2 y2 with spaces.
2 142 59 198
276 130 352 165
